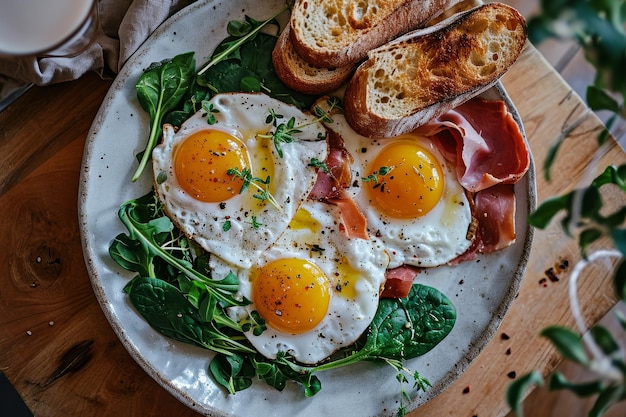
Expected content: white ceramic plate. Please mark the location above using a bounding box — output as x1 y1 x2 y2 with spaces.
79 1 536 416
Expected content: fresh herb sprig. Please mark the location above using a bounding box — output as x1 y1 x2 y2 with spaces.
363 166 394 184
201 100 220 125
260 98 339 157
226 167 281 211
308 157 329 173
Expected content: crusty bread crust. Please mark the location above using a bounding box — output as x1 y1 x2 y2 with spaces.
343 2 527 138
289 0 463 68
272 25 356 95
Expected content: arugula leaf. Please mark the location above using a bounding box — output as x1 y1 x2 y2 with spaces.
133 52 196 181
111 191 246 309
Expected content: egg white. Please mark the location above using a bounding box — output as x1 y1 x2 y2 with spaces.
323 112 474 268
152 93 328 269
211 200 389 364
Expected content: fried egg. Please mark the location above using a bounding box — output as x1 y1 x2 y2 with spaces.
324 111 473 268
212 200 389 364
152 93 328 269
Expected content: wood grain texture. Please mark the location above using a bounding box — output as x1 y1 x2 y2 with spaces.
0 44 624 417
0 73 201 417
411 45 625 417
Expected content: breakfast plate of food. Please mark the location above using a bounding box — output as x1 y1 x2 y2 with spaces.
79 0 535 416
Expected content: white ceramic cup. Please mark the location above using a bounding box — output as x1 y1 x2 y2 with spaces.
0 0 99 58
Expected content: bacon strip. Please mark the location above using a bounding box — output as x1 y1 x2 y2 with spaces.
416 97 529 192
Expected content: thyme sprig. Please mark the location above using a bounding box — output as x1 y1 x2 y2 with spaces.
362 166 394 183
259 97 340 158
226 167 281 211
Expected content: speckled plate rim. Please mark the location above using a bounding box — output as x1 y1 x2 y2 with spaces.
78 1 536 416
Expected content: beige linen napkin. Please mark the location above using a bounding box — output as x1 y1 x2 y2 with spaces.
0 0 196 101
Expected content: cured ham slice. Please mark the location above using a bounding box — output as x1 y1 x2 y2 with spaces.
381 265 421 299
475 184 516 253
416 97 529 192
415 97 526 254
308 131 368 239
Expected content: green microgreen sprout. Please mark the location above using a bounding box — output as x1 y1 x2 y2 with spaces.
226 167 281 211
240 310 267 336
202 100 220 125
223 220 232 232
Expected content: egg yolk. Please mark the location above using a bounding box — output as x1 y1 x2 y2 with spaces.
174 129 250 202
365 139 443 218
252 258 330 334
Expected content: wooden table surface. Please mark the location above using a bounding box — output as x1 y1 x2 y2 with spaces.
1 42 625 417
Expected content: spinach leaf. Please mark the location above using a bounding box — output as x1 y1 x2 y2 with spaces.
197 8 288 75
111 192 456 416
163 83 213 127
368 284 457 360
126 276 255 355
209 284 455 400
198 32 316 109
133 52 196 181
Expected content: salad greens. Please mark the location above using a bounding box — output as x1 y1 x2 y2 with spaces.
133 52 196 182
132 8 316 181
119 6 459 416
110 191 456 412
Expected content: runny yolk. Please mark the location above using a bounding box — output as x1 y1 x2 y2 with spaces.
174 129 250 202
252 258 330 334
366 139 443 218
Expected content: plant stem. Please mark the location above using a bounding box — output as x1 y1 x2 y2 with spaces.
568 249 623 380
197 5 290 76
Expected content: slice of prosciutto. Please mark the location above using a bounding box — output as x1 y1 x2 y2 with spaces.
415 97 528 254
308 131 368 239
475 184 517 253
381 265 422 299
416 97 529 192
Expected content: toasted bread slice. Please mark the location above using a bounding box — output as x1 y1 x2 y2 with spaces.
272 25 356 95
343 2 527 138
289 0 463 68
